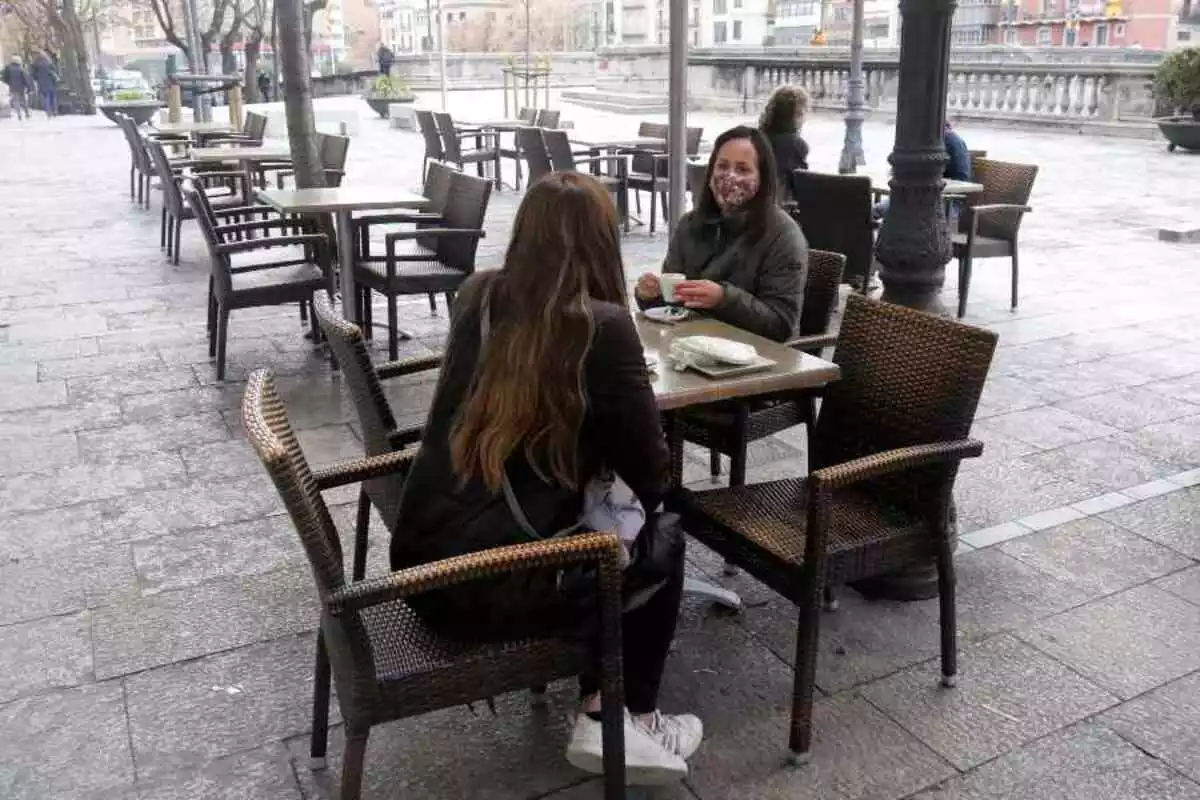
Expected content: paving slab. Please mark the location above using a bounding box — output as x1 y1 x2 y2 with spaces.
1100 670 1200 784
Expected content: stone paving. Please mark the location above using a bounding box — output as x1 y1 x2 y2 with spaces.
1 92 1200 799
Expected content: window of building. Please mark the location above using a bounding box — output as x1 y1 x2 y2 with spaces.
1064 27 1076 44
713 19 728 40
1004 27 1017 43
1037 25 1052 43
1095 22 1107 44
733 19 742 37
834 6 849 20
1113 22 1125 36
734 0 742 7
1180 29 1192 41
713 0 726 13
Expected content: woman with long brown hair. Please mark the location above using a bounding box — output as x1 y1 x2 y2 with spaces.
390 171 702 784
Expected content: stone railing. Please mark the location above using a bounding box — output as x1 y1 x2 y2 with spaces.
311 70 378 98
593 44 1163 136
392 52 598 90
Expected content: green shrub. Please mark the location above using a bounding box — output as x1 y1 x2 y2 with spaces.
370 75 413 99
1153 46 1200 119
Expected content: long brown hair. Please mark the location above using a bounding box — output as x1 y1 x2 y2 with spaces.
450 171 627 492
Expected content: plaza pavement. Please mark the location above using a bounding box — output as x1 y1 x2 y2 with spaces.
1 91 1199 799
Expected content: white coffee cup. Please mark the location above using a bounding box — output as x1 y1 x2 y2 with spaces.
659 273 686 304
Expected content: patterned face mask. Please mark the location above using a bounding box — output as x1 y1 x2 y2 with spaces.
711 170 760 212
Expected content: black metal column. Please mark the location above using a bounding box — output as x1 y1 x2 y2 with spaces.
859 0 959 601
874 0 957 315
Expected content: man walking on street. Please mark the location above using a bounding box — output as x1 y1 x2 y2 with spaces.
2 56 32 120
31 53 58 118
376 44 394 77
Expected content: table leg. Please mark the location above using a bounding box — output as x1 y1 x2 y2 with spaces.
336 209 359 323
662 410 743 613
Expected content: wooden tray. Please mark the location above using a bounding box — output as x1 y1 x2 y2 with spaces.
689 355 776 380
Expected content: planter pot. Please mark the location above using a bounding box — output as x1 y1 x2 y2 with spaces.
364 95 415 118
1156 116 1200 153
99 101 163 126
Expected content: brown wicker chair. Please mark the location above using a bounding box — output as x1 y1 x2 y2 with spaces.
201 110 268 146
788 170 875 291
543 129 629 230
357 169 491 359
416 110 445 180
953 158 1038 318
675 249 847 488
242 368 627 800
624 126 703 233
497 109 539 190
271 132 352 189
677 295 996 764
517 126 554 186
435 112 501 189
186 180 334 380
312 293 439 579
534 109 561 128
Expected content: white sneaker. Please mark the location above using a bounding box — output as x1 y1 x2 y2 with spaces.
565 711 688 785
633 710 704 761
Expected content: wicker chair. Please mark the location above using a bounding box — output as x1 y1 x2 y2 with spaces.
677 295 996 764
674 250 846 487
624 126 703 233
115 114 156 207
357 169 491 359
202 110 268 147
534 109 561 128
788 171 875 291
415 110 446 181
543 129 629 230
241 369 627 800
687 160 708 207
270 132 352 189
517 126 553 187
953 158 1038 318
498 110 538 191
186 180 334 380
435 112 501 189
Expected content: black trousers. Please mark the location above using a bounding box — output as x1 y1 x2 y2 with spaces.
408 544 685 714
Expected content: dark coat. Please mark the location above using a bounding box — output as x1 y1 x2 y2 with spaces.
767 132 809 201
639 203 808 343
1 64 31 93
31 57 57 91
390 272 670 637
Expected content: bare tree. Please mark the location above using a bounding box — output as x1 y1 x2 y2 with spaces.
276 0 323 187
239 0 272 101
144 0 233 71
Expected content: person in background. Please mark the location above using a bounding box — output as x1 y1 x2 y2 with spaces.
636 125 808 343
376 44 395 77
758 85 810 203
256 70 271 102
391 171 703 785
2 56 31 120
874 120 973 220
30 53 57 118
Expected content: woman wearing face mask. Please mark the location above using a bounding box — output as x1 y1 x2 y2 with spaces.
635 126 808 343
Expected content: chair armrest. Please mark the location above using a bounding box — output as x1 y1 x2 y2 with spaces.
385 228 485 246
575 155 629 169
326 532 623 614
210 205 277 220
215 218 299 236
388 425 424 449
787 332 838 352
970 203 1033 215
810 439 984 492
376 353 444 380
354 212 445 229
312 447 418 491
217 233 327 255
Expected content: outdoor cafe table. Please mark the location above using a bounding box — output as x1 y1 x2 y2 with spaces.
866 173 984 198
638 313 841 609
191 142 294 202
255 187 430 324
153 120 236 137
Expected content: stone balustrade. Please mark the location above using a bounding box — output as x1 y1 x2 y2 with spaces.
593 44 1164 137
391 52 599 91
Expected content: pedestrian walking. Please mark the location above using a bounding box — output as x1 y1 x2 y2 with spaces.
1 56 32 120
257 70 271 102
376 44 394 77
31 53 59 117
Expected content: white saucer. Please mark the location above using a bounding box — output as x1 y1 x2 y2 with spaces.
642 306 690 324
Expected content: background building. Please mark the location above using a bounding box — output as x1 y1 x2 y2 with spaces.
990 0 1195 48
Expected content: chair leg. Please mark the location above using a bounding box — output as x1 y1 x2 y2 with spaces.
340 729 370 800
634 189 642 215
353 487 370 582
129 165 135 201
823 586 839 612
445 291 455 309
729 404 749 488
299 300 309 324
160 207 167 250
387 294 399 360
362 288 374 338
427 293 437 315
215 306 230 381
957 254 973 319
936 529 958 688
787 574 824 765
207 279 217 352
166 213 175 257
310 631 332 768
649 188 657 234
1010 249 1020 311
709 448 721 478
173 218 183 264
308 298 322 345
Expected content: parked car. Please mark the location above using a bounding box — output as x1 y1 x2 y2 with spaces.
93 70 155 101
